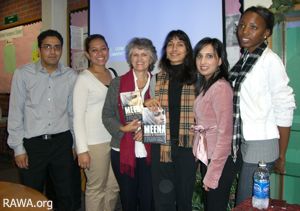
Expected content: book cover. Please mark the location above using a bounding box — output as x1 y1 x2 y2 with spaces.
120 90 143 123
142 107 166 144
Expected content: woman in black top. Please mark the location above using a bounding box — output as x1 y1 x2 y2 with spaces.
146 30 197 211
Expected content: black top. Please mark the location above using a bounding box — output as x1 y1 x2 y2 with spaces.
168 64 184 141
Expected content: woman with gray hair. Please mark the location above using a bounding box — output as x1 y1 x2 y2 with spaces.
102 37 157 211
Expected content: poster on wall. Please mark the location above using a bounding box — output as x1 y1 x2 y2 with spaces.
70 9 88 72
0 21 42 93
225 0 242 68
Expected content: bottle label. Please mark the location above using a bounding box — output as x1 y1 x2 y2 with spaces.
253 179 269 199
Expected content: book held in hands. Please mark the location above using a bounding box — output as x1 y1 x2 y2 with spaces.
142 107 166 144
120 90 143 123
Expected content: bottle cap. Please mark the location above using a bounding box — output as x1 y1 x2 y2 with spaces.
258 160 267 167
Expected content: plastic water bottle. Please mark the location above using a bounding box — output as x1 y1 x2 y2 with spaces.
252 160 270 209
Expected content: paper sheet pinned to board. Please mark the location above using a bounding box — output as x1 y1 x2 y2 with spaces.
70 26 84 50
72 51 88 71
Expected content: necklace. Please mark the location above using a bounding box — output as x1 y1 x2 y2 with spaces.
137 75 148 90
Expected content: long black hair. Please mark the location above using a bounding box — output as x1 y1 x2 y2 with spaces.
159 30 196 85
194 37 229 96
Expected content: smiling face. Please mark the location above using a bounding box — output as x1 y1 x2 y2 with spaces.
237 11 270 53
130 48 152 73
85 38 109 67
166 37 187 65
39 36 62 72
195 44 221 80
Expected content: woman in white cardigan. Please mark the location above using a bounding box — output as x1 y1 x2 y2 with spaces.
229 6 296 205
73 34 119 211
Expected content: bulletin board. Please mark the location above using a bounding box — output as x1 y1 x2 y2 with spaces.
69 9 88 72
225 0 243 68
0 21 42 93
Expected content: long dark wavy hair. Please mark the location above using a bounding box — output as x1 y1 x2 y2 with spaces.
194 37 229 96
159 30 196 85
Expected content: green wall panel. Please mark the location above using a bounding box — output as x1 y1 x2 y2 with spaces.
286 21 300 130
284 176 300 204
272 18 300 204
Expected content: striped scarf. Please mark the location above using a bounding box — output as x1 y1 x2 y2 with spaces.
155 71 195 162
229 42 267 162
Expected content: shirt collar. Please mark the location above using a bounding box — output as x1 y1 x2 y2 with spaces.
35 60 64 74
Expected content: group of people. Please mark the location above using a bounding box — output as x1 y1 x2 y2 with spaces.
7 6 295 211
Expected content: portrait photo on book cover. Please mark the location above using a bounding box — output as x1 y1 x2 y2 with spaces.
120 90 143 123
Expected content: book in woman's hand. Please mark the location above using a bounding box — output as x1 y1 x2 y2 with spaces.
142 107 166 144
120 90 143 123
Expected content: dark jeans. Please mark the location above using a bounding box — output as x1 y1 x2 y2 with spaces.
200 155 240 211
20 131 77 211
111 150 153 211
151 144 197 211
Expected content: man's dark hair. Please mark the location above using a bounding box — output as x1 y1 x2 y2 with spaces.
37 29 63 48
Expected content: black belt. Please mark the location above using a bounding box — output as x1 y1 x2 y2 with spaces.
41 134 53 140
35 131 68 140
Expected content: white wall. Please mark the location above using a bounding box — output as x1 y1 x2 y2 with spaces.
244 0 272 9
42 0 68 66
